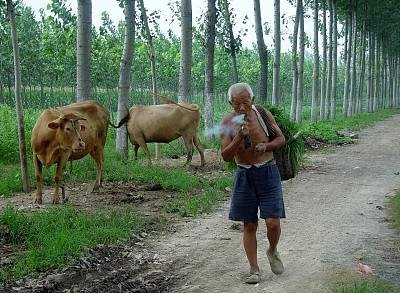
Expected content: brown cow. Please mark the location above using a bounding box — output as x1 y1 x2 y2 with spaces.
31 100 109 204
116 102 205 166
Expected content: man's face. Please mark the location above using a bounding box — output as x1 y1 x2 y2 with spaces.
230 90 252 114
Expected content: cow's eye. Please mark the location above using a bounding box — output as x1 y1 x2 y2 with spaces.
66 127 70 131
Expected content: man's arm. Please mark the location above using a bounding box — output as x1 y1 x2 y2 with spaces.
220 116 247 162
259 109 285 152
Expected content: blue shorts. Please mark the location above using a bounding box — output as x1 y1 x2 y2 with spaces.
229 162 286 223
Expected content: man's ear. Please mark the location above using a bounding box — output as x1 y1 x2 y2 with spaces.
48 121 60 129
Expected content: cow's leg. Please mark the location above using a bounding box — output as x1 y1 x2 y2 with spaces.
193 133 205 166
33 154 43 204
182 135 194 166
135 137 152 165
134 144 140 160
90 145 104 192
53 155 69 204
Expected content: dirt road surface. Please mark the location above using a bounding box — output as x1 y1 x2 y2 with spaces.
156 114 400 292
2 115 400 293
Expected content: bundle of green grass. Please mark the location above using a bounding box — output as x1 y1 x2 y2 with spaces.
266 104 304 180
225 104 304 181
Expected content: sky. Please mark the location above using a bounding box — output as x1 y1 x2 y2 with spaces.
23 0 338 53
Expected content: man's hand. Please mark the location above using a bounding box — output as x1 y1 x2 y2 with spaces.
237 123 249 139
254 142 267 154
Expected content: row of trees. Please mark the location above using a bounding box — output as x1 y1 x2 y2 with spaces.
2 0 400 192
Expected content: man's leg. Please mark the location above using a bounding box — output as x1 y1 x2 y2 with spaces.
265 218 284 274
265 218 281 254
243 222 259 273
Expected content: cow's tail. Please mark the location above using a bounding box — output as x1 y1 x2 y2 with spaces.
109 112 130 128
152 92 199 112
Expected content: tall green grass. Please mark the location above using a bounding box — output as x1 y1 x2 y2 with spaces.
0 206 146 284
331 279 396 293
302 108 400 144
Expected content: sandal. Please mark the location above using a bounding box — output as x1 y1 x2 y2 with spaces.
267 250 284 275
244 271 260 284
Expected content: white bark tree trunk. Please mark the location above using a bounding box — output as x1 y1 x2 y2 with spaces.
367 32 374 112
357 20 366 113
178 0 192 103
116 0 136 158
290 0 300 121
311 0 319 123
320 0 327 119
348 11 357 117
295 0 304 123
330 1 337 120
7 0 30 193
76 0 92 101
325 0 333 119
343 10 352 117
204 0 216 142
272 0 281 105
254 0 268 101
138 0 160 158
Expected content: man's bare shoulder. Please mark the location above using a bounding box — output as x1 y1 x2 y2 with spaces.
221 112 236 125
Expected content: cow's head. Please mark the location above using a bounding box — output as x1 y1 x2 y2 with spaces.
48 113 86 152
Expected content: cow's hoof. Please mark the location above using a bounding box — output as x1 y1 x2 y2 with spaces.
34 198 43 204
52 198 60 204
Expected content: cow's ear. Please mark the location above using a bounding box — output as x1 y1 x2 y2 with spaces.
80 124 86 132
48 122 60 129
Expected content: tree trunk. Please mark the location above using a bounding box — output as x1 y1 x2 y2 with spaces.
373 36 379 112
380 46 385 109
116 0 136 158
367 32 374 112
320 0 327 119
138 0 160 158
272 0 281 105
325 0 333 119
7 0 30 193
220 0 239 84
342 10 351 117
76 0 92 101
357 20 366 113
290 0 300 121
295 0 304 123
178 0 192 103
311 0 319 123
330 1 337 120
348 11 357 117
204 0 217 142
253 0 268 101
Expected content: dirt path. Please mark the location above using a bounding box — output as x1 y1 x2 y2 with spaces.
2 115 400 292
153 115 400 292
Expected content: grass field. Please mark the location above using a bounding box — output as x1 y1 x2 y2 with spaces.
0 99 399 285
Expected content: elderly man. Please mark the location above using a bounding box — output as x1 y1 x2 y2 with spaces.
220 82 286 284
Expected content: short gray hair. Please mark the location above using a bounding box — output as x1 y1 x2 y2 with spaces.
227 82 254 102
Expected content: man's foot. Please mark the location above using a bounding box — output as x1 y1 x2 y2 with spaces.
244 271 260 284
267 250 284 275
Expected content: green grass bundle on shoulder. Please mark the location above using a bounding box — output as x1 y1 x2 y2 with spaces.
266 104 304 181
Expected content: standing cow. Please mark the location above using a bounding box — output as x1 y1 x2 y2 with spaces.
115 102 205 166
31 100 109 204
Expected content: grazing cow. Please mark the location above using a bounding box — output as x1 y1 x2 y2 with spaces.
115 101 205 166
31 100 109 204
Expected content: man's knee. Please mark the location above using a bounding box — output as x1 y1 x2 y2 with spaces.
266 218 280 231
243 222 258 233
